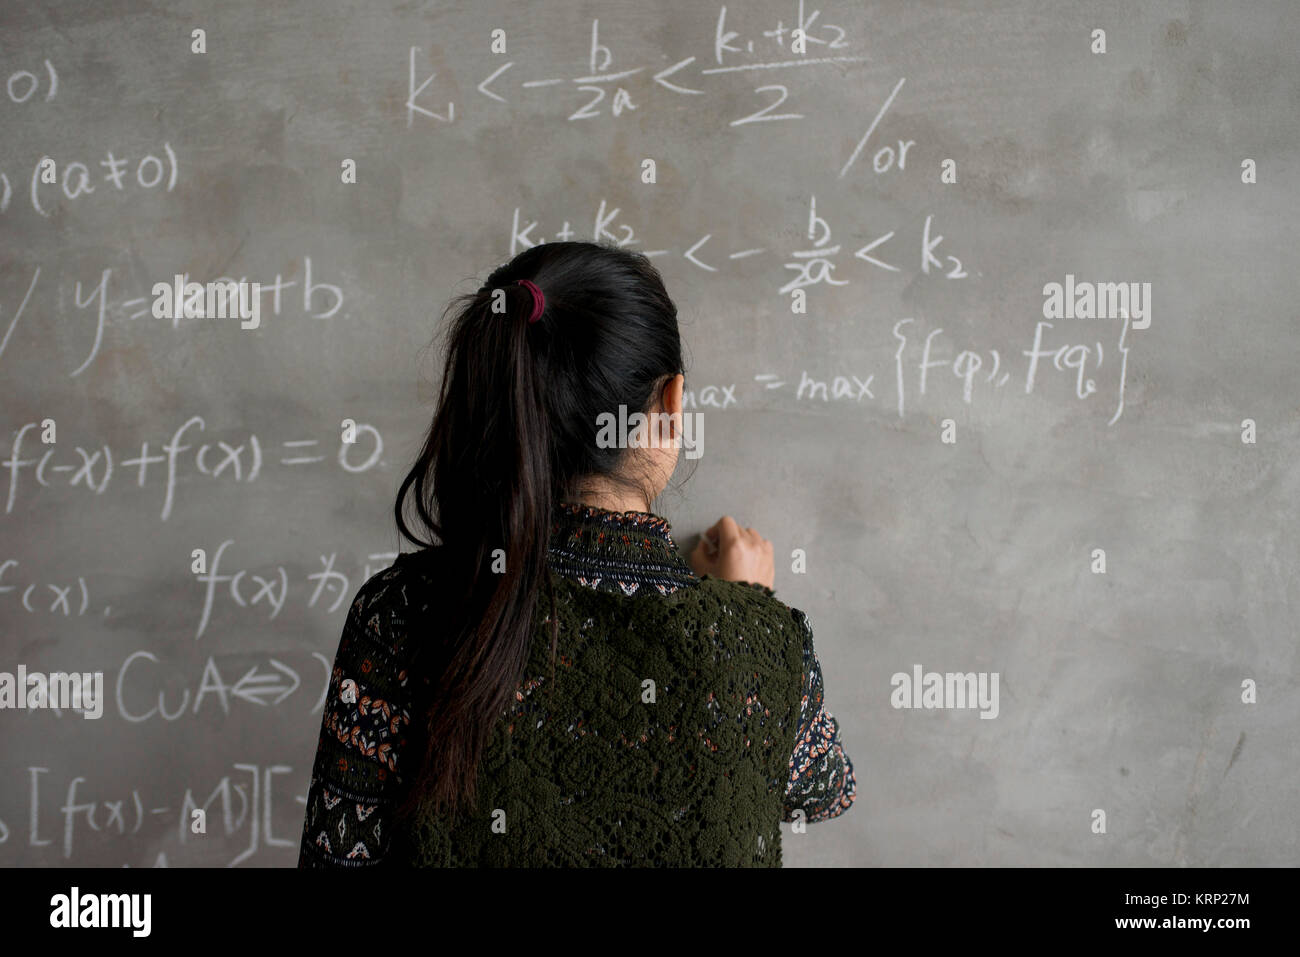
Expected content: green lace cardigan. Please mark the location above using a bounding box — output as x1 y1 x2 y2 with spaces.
299 503 855 867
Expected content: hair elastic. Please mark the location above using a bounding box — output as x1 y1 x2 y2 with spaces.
516 279 545 323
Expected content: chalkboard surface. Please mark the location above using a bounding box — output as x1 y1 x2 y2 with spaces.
2 0 1297 867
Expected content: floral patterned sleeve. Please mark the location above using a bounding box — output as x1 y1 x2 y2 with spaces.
298 566 416 867
782 609 856 823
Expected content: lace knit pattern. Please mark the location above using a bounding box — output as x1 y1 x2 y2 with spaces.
299 504 854 867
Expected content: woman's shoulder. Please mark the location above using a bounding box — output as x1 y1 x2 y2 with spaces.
686 574 806 629
341 547 446 659
671 573 816 644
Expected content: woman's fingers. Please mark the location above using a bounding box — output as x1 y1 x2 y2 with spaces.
714 515 743 546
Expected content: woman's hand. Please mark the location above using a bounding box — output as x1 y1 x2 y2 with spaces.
689 516 775 590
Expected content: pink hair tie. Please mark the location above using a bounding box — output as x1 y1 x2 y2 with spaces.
516 279 545 323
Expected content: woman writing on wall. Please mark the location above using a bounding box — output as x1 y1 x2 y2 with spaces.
299 240 854 866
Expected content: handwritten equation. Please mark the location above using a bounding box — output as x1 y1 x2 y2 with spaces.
191 541 401 639
698 316 1134 425
407 6 879 138
509 197 971 293
12 763 306 866
2 417 385 520
0 259 347 377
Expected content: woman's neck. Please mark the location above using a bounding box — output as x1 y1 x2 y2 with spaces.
570 477 652 514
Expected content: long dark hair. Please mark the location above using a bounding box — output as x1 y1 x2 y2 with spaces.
393 241 685 818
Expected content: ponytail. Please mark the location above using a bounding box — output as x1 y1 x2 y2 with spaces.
394 241 684 818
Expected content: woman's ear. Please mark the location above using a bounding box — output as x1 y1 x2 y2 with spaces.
661 373 684 419
645 374 687 503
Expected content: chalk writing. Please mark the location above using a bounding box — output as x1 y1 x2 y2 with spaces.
408 7 869 133
0 259 346 376
116 650 332 722
5 58 57 104
506 198 969 291
0 561 100 617
0 143 180 218
2 418 385 519
23 764 301 865
193 541 400 639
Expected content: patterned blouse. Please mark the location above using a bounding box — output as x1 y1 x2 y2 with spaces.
299 503 855 866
